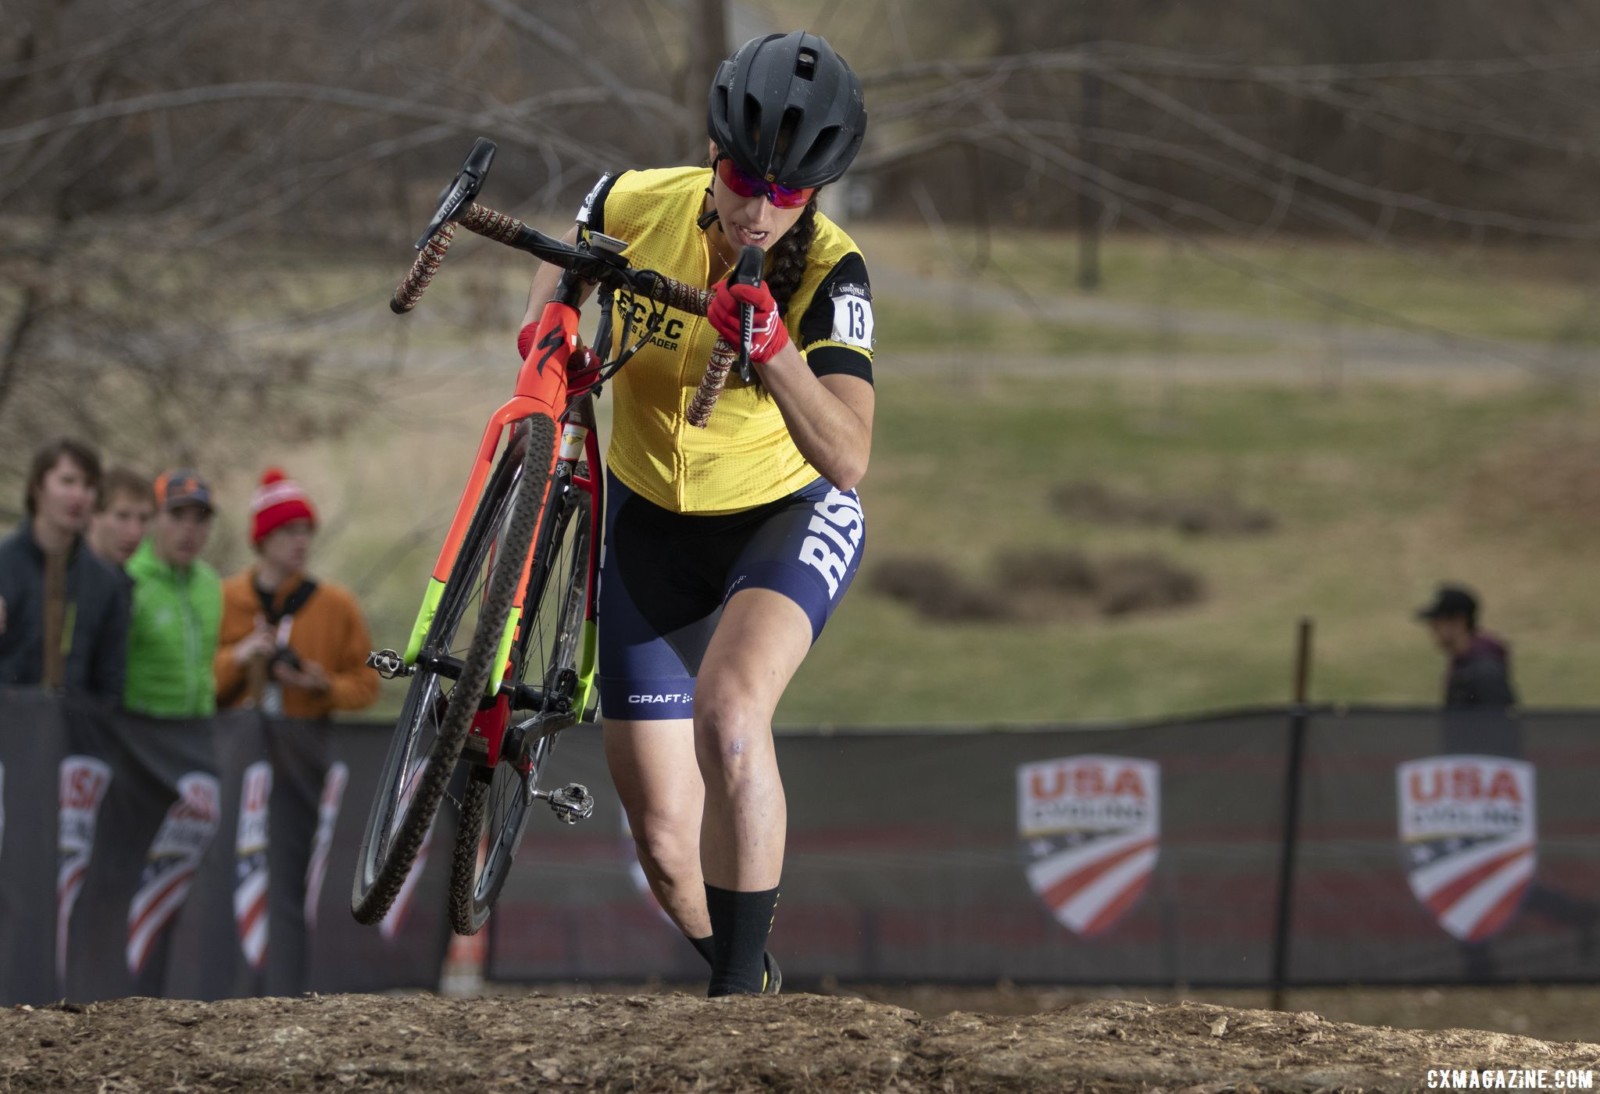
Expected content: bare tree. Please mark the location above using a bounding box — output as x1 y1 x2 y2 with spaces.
6 0 1600 523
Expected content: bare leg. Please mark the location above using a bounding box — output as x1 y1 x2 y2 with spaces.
603 717 709 938
693 588 814 890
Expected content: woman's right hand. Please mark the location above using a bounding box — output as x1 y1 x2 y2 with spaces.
232 626 277 666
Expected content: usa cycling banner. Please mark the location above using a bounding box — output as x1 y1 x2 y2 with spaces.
5 692 1600 996
59 710 220 1001
0 688 68 1005
1017 755 1160 937
1397 756 1537 943
0 693 450 1005
487 709 1600 988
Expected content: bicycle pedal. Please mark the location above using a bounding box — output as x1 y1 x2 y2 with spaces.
367 649 412 679
547 783 594 824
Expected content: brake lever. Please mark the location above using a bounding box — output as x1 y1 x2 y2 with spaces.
413 137 497 250
730 245 765 382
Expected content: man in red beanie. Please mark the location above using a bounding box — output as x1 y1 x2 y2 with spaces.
214 468 378 719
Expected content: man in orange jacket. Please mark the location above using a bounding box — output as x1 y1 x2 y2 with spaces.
214 469 379 719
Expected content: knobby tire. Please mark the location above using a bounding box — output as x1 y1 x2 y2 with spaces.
447 473 593 934
351 416 556 925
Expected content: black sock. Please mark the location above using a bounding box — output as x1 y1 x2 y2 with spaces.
688 932 716 969
704 884 778 997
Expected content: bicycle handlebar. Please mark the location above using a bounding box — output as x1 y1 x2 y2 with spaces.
391 139 747 427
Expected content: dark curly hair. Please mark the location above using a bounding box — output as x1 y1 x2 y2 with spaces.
765 199 818 319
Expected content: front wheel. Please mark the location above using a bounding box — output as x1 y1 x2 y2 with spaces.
448 469 594 935
351 416 556 926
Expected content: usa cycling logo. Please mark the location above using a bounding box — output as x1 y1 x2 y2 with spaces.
58 756 113 981
1018 755 1159 936
303 763 349 929
234 762 272 971
1398 755 1536 943
128 772 220 974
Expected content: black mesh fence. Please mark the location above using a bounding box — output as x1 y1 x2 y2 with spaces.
2 689 1595 1000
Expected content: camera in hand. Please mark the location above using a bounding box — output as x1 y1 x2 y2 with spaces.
270 646 303 672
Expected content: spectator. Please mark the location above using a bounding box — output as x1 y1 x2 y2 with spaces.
1416 583 1517 711
1414 583 1595 975
214 468 378 719
87 467 156 570
0 438 129 699
123 470 223 718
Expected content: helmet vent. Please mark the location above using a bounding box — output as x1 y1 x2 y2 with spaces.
795 48 818 80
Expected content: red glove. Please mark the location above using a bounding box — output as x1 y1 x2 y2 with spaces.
708 279 790 364
567 346 603 398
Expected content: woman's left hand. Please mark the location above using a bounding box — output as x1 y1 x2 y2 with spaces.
708 280 790 363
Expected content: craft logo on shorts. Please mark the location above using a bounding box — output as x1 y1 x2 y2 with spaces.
58 755 113 980
1017 755 1160 936
1397 755 1536 943
234 762 273 970
128 772 220 975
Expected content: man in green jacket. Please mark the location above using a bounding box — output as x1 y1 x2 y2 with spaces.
124 470 223 718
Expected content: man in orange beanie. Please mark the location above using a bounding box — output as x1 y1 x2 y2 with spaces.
214 468 379 719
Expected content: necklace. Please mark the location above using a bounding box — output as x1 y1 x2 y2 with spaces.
706 239 734 284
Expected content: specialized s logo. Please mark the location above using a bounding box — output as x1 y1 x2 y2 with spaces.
535 328 566 375
799 489 864 597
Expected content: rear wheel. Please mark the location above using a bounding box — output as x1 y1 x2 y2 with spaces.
351 416 556 925
447 470 594 934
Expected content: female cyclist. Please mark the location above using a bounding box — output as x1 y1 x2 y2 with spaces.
520 30 873 996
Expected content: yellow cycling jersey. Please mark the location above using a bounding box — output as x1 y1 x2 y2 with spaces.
581 167 874 515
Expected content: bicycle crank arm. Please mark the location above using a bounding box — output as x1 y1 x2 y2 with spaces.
412 648 573 713
533 783 595 824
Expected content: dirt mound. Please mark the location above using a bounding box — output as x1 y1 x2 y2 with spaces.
5 992 1595 1092
870 550 1203 623
1052 479 1276 537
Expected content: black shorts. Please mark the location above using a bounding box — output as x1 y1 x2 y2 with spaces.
597 470 865 721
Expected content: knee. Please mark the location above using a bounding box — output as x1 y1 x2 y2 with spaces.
628 812 699 877
694 693 771 787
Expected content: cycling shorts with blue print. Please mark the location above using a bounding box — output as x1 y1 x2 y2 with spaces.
597 470 865 722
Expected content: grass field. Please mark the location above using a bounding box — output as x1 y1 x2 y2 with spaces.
200 228 1600 727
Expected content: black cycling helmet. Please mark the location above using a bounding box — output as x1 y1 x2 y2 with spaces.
707 31 867 190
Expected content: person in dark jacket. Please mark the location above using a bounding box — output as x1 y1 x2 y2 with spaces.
1416 583 1517 710
0 438 130 701
1415 582 1597 975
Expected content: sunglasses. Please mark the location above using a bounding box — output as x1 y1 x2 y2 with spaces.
714 157 816 209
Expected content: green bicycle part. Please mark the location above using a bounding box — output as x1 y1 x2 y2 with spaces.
402 578 447 665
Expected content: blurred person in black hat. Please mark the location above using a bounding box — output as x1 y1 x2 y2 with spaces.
1416 582 1517 712
1415 583 1597 976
